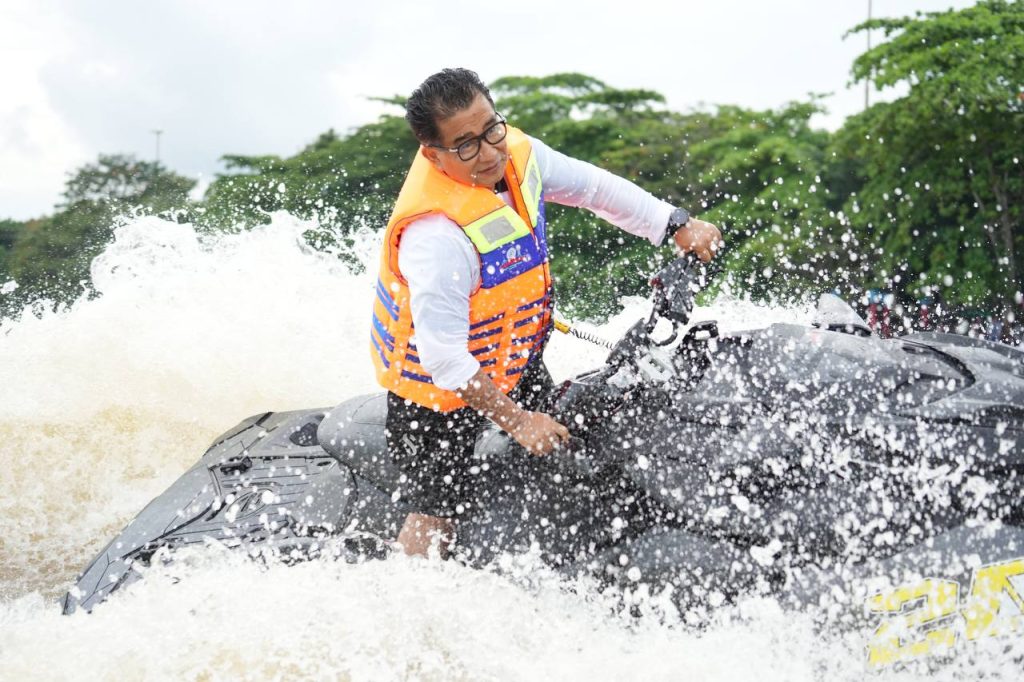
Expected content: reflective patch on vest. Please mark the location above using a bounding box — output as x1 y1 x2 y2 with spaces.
480 216 517 244
521 152 542 228
527 166 540 203
464 206 530 254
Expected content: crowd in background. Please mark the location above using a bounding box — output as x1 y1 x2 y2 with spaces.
860 289 1024 346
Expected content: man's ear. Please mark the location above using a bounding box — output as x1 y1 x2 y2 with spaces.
421 145 443 170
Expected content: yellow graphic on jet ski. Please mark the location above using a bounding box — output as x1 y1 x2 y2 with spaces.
867 557 1024 668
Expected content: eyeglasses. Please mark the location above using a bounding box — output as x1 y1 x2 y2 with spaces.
428 116 508 162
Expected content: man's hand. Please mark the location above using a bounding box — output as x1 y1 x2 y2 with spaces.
673 218 722 263
507 410 570 456
456 368 569 456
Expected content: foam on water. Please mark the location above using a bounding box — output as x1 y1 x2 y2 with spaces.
0 215 1015 680
0 214 379 599
0 546 828 681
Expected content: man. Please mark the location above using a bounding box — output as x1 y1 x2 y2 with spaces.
371 68 721 557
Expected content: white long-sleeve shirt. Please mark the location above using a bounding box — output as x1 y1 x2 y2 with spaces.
397 136 675 390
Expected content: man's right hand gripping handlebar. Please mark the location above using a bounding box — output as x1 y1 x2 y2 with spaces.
505 410 570 456
456 368 569 456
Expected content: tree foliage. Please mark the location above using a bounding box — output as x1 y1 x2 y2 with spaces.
5 1 1022 327
492 74 682 315
60 154 195 210
839 0 1024 308
0 219 20 278
200 115 418 260
1 156 196 315
681 101 841 301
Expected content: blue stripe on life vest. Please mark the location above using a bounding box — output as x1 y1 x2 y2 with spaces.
513 315 544 329
535 196 549 261
516 294 549 313
401 369 434 384
375 281 399 321
470 342 500 356
529 320 554 359
371 314 395 351
505 363 528 376
470 312 504 330
511 332 540 346
405 352 420 364
468 326 503 341
371 333 390 368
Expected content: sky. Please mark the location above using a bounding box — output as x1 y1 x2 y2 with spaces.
0 0 975 221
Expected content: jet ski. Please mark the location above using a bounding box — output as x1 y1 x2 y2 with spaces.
63 258 1024 669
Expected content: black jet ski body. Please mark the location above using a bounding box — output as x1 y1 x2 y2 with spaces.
64 260 1024 669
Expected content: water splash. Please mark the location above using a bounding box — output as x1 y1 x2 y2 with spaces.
1 214 1013 680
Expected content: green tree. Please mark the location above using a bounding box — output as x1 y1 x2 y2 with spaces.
200 76 693 315
60 154 195 211
838 0 1024 309
683 101 845 302
493 74 690 316
200 114 418 261
491 76 848 312
4 155 196 313
5 208 113 308
0 218 22 281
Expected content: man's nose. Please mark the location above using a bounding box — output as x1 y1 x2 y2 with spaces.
478 140 501 164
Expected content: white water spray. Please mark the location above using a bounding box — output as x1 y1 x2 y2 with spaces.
0 214 1016 680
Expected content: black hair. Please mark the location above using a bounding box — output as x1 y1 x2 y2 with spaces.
405 68 495 145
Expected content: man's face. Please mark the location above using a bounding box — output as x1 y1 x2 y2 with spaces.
422 93 508 189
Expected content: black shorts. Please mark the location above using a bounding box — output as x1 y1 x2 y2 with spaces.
385 361 554 518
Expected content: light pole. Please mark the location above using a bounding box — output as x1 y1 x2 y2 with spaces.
152 129 163 164
865 0 873 110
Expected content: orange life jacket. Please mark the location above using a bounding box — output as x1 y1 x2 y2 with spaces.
371 126 553 412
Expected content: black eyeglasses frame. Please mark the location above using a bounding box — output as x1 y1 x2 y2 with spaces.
427 115 508 162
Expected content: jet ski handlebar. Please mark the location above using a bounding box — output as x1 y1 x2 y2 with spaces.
604 255 704 367
648 254 699 329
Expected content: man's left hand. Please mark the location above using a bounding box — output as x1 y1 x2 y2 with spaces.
674 218 722 263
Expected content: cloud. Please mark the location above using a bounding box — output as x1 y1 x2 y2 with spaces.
0 2 88 217
36 2 386 170
0 0 978 220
